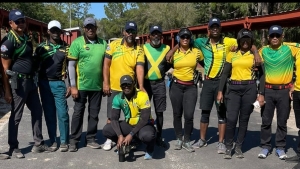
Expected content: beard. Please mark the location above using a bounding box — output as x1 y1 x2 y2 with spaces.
151 38 161 46
125 35 133 44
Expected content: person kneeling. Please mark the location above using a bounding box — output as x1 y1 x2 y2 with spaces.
102 75 156 160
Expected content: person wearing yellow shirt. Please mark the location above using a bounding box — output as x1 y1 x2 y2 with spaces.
169 28 204 153
102 21 145 151
217 29 265 159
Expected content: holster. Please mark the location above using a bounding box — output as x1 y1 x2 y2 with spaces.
6 70 18 90
193 70 201 85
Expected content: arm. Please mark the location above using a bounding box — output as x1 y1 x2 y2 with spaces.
251 45 262 66
103 55 112 95
218 62 232 92
257 64 266 106
166 44 179 63
68 60 77 87
136 64 145 91
131 108 151 134
110 108 122 136
1 58 12 103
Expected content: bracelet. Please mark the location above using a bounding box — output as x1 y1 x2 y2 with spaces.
129 131 134 136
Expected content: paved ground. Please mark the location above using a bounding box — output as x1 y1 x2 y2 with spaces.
0 84 299 169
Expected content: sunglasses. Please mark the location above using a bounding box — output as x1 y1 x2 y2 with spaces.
15 19 25 25
84 25 96 30
121 83 132 88
50 27 61 33
151 32 162 36
240 38 251 43
180 35 190 40
126 29 137 34
269 33 281 39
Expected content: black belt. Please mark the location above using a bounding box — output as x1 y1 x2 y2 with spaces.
230 80 256 85
18 73 33 79
265 83 292 90
41 77 63 81
204 75 220 81
146 78 164 85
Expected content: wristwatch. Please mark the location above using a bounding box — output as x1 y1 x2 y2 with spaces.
129 131 134 136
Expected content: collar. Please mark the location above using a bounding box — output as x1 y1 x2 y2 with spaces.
121 38 137 50
83 34 99 44
205 36 224 45
45 39 65 47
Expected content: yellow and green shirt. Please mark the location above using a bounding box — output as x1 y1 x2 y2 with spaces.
172 48 204 81
144 43 170 80
259 44 300 85
226 51 257 81
105 38 145 91
193 37 237 78
112 89 152 126
67 36 107 90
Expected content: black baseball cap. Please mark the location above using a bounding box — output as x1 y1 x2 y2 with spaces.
208 17 221 27
120 75 134 85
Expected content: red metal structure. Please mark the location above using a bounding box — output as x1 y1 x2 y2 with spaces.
138 9 300 48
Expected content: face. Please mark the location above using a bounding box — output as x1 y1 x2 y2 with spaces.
9 18 26 32
84 24 97 39
239 37 251 50
121 83 134 95
208 24 221 38
268 33 282 46
179 34 191 47
150 31 162 46
124 29 137 44
48 27 62 40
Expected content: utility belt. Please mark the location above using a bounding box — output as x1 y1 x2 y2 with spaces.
229 80 256 85
145 78 164 85
6 70 36 90
204 75 220 81
265 83 292 90
40 76 63 81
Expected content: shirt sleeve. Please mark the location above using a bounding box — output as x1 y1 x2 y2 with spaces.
226 37 238 48
196 48 204 61
0 39 14 59
105 42 114 58
67 39 80 60
226 52 233 63
258 47 264 62
193 38 202 49
136 46 145 65
288 45 300 57
112 94 121 110
137 91 151 109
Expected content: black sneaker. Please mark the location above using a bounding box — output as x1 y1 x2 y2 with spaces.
68 144 78 152
235 147 244 159
286 155 300 163
223 149 232 159
86 141 101 149
31 144 53 153
11 148 24 159
59 143 69 152
50 142 58 152
0 153 10 160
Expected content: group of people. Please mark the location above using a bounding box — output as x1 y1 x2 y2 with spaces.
1 8 300 168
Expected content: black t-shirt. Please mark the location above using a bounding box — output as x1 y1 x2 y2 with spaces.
0 31 34 74
35 40 69 79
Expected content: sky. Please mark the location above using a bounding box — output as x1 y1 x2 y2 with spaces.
89 3 107 19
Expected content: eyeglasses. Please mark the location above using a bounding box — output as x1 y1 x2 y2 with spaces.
151 32 162 36
126 29 137 35
180 35 190 40
121 83 132 88
50 27 61 33
84 25 96 30
269 33 281 39
14 19 25 25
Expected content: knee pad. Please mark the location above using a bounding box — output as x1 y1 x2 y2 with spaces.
200 110 211 123
218 117 227 124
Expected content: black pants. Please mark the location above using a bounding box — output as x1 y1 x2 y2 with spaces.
8 78 44 149
144 79 167 112
293 91 300 156
260 88 291 151
225 83 257 149
169 82 197 141
70 90 102 144
102 121 156 153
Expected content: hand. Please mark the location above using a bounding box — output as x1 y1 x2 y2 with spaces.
117 135 125 149
122 134 133 146
65 86 71 98
251 45 262 66
216 91 223 104
70 86 78 99
257 94 265 107
139 86 146 93
290 84 294 100
230 46 238 52
4 90 12 104
103 82 111 97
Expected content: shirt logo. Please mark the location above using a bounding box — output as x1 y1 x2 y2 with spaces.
1 45 8 52
44 45 50 50
145 100 150 106
85 46 90 50
106 45 110 51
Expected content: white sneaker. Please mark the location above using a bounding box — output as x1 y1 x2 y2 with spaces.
103 139 113 151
